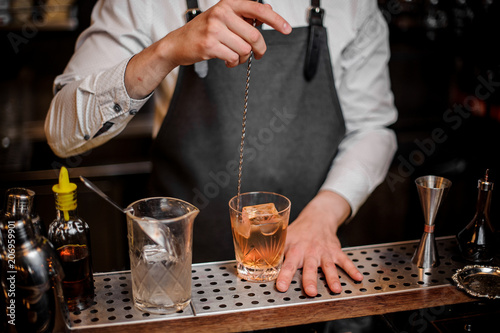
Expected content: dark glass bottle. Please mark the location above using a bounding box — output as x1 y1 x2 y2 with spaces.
1 193 68 333
457 170 496 262
48 167 94 311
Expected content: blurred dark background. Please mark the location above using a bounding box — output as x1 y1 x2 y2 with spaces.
1 0 500 274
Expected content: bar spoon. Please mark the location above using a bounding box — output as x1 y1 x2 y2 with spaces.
79 176 172 252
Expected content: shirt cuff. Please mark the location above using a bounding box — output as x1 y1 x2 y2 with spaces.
95 57 152 125
320 164 372 219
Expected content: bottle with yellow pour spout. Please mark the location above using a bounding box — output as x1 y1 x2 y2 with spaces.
48 166 95 311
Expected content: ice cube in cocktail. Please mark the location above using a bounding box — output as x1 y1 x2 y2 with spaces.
242 203 281 236
243 203 279 223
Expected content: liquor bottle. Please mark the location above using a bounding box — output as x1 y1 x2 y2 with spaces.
48 166 95 311
1 192 69 333
457 170 496 262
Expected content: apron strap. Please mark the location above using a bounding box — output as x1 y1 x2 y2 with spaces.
186 0 199 10
185 0 208 77
304 0 324 80
186 0 202 22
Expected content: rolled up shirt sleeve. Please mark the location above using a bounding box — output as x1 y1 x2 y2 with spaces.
44 0 154 158
45 58 152 157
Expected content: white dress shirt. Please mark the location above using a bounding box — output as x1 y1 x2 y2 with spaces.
45 0 398 216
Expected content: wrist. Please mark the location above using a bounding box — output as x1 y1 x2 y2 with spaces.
124 39 176 99
316 190 351 227
155 34 178 72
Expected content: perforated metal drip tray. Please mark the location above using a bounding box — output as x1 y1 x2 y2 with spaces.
69 236 463 330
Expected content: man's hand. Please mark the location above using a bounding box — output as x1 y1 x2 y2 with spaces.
276 191 363 296
125 0 291 99
166 0 292 67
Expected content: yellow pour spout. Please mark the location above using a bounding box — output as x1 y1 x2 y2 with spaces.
53 166 77 221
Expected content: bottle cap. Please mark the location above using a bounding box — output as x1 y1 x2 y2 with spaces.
478 169 494 191
53 166 77 194
53 167 77 219
5 188 34 217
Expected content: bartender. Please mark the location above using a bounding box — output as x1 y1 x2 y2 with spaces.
45 0 397 297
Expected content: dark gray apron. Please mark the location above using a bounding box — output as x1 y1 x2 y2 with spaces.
150 1 346 263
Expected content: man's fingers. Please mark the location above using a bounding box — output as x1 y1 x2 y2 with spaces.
207 41 241 67
194 0 291 64
276 261 296 292
228 0 291 58
301 257 319 296
224 10 266 59
337 253 364 282
321 258 342 294
321 251 364 294
276 247 302 292
277 249 363 296
237 0 291 35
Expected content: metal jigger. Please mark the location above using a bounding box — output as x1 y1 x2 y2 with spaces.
412 175 452 269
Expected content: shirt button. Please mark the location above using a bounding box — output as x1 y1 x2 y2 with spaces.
129 109 138 115
84 134 90 140
113 103 122 113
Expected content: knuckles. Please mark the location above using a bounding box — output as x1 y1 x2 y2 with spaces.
321 260 338 271
208 5 226 21
281 261 297 273
247 28 261 45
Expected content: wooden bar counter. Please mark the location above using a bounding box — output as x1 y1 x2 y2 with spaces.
68 237 478 332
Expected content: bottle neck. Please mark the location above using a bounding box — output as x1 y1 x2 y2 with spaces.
55 208 79 222
5 188 35 218
475 188 492 219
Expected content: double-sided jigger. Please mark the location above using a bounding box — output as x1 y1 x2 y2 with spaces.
412 175 452 269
